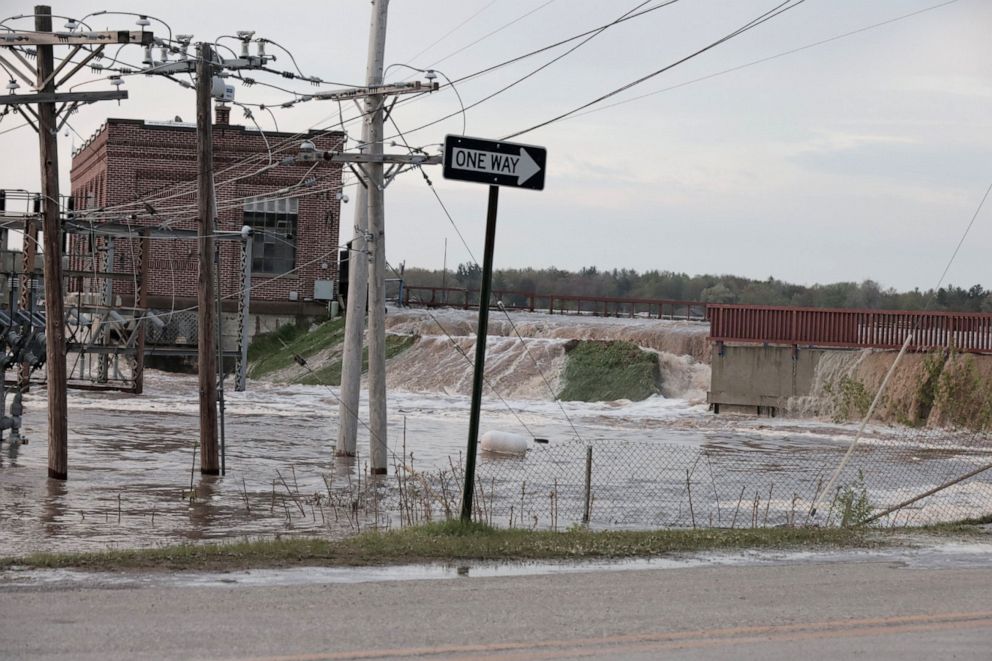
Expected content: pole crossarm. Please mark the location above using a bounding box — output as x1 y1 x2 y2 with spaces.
64 221 247 240
0 90 128 105
0 30 153 46
143 55 273 76
316 152 440 165
313 80 437 101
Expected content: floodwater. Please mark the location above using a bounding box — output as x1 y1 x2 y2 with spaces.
2 309 992 554
2 369 991 555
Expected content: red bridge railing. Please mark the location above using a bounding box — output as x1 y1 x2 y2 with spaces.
402 286 707 320
707 304 992 354
400 290 992 353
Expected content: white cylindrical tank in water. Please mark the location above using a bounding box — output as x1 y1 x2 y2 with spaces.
480 430 529 456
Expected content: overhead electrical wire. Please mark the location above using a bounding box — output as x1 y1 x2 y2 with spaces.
401 0 499 65
564 0 964 121
416 0 559 72
31 0 664 217
502 0 810 140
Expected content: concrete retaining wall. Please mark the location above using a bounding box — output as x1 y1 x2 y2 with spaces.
708 344 828 415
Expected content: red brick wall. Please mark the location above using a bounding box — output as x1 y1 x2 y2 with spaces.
68 117 344 307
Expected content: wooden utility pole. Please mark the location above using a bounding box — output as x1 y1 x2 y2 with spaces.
365 0 390 475
196 43 219 475
35 6 68 480
338 0 388 469
336 149 370 457
0 9 144 477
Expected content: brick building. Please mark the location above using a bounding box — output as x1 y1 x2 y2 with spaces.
68 107 345 333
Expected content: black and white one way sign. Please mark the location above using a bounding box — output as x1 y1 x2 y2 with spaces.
443 135 547 191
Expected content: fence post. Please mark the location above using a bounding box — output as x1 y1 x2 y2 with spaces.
582 446 593 525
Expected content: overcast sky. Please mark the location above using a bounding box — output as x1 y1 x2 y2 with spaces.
1 0 989 292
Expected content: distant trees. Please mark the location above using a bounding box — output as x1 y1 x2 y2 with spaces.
400 264 991 313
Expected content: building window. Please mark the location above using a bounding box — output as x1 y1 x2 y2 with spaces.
243 197 298 275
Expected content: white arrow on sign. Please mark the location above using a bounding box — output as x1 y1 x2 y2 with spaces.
451 146 542 186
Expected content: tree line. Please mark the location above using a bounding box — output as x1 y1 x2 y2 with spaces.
402 264 992 312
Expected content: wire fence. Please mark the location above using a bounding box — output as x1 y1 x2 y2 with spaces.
469 433 992 530
312 428 992 533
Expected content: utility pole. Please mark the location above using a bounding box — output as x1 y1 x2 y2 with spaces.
300 17 437 468
365 0 390 475
196 43 219 475
338 0 388 469
336 178 368 457
0 9 144 479
34 6 68 480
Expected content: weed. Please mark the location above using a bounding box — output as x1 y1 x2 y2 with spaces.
933 353 992 431
830 470 874 527
916 349 948 424
832 376 871 422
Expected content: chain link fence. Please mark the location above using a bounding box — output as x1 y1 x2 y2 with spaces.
467 432 992 530
145 309 198 346
312 428 992 533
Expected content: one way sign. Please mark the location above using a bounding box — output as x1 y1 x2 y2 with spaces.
443 135 547 191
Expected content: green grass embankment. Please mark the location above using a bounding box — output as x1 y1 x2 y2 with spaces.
1 521 893 572
247 317 346 380
558 340 661 402
246 317 416 385
296 334 417 386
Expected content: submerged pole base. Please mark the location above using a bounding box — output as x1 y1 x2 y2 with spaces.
370 467 387 476
48 468 67 480
200 468 220 476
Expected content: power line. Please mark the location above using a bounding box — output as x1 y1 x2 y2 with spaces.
566 0 964 121
503 0 810 140
402 0 499 64
376 0 686 144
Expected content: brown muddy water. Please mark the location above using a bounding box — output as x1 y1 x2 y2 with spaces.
2 370 991 556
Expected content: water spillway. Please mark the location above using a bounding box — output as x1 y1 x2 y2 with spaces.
383 309 711 403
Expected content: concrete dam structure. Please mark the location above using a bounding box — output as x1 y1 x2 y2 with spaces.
706 304 992 420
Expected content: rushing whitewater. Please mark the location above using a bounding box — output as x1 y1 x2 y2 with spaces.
382 308 712 403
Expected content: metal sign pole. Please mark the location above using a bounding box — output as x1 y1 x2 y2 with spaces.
460 185 499 522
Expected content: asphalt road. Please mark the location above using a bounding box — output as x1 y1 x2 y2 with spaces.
3 556 992 660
